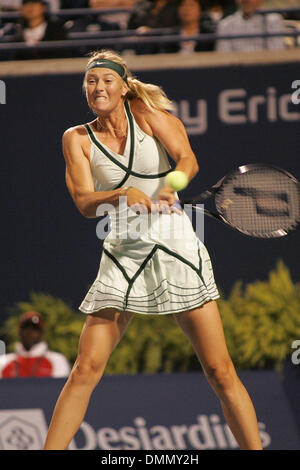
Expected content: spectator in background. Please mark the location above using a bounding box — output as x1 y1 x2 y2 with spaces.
63 0 129 58
216 0 285 51
166 0 215 53
199 1 226 35
127 0 178 31
13 0 67 59
65 5 120 34
202 0 225 25
0 0 61 11
0 311 70 378
89 0 137 29
65 0 135 34
202 0 237 19
126 0 178 54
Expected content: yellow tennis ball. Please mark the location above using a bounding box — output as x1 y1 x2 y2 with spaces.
165 171 188 191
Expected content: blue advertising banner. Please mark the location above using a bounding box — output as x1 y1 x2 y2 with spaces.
0 371 299 450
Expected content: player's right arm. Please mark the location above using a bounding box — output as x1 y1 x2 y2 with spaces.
63 126 159 216
62 126 127 218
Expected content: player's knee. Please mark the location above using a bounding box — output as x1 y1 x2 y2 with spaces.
70 358 105 387
204 359 237 395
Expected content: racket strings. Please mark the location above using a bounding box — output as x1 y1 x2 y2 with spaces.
215 167 300 238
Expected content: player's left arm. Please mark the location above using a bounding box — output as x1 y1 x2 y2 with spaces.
130 99 199 206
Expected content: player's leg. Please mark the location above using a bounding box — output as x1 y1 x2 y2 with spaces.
173 300 263 450
43 308 134 450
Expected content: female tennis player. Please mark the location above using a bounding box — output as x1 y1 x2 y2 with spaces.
43 50 262 450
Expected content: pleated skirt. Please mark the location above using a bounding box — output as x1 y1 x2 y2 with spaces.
79 210 220 316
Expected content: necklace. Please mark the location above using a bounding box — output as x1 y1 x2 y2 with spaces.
96 118 127 138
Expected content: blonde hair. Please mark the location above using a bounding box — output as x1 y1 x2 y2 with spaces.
84 49 174 112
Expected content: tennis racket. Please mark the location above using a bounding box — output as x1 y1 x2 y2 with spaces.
175 164 300 238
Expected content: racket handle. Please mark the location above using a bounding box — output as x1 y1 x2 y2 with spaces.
178 189 214 205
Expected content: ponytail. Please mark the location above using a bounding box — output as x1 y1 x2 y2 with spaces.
126 77 175 112
84 49 175 112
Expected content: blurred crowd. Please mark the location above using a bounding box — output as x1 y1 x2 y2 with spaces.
0 0 299 60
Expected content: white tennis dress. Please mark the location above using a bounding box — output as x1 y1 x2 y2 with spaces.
79 102 220 315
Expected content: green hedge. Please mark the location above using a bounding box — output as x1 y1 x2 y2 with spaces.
1 260 299 374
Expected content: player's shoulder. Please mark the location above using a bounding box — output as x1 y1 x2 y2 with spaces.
62 123 92 142
129 98 159 135
129 98 174 122
129 97 155 116
130 98 182 136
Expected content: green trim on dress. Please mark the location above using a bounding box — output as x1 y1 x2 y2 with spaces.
103 243 206 310
84 101 171 189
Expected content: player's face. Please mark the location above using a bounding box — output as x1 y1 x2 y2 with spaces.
237 0 262 15
85 68 127 115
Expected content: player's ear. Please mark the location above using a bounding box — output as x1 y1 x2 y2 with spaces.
121 83 129 98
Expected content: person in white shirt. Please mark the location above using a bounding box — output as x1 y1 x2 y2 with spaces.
0 311 70 378
216 0 285 52
13 0 67 59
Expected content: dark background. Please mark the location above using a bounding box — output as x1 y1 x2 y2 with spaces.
1 61 299 323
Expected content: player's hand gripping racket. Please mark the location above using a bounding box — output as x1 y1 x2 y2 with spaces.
175 164 300 238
